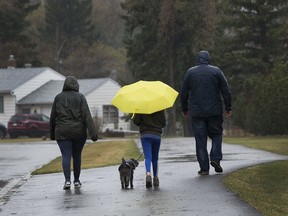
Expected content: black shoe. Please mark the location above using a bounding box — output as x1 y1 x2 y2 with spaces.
198 170 209 175
153 177 159 187
210 161 223 173
146 175 152 188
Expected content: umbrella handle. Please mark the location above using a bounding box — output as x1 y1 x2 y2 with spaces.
131 113 135 119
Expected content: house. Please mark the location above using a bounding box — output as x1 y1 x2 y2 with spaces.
0 67 130 132
0 67 65 126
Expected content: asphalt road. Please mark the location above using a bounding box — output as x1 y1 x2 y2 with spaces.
0 138 287 216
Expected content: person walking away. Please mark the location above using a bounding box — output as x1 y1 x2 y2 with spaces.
50 76 98 190
180 50 232 175
133 110 166 188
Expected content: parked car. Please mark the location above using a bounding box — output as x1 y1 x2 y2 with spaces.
0 123 7 139
7 114 50 138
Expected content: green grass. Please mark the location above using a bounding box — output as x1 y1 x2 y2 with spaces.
224 161 288 216
223 136 288 216
0 137 46 143
223 136 288 155
32 139 142 175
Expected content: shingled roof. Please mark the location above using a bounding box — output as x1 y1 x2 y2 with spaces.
0 67 51 93
18 78 113 104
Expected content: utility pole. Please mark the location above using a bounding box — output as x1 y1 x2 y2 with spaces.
55 23 60 72
55 23 66 73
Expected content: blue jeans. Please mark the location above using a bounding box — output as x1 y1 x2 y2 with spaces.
191 115 223 171
57 138 86 182
141 134 161 177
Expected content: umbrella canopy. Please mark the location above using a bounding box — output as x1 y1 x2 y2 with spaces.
112 80 178 114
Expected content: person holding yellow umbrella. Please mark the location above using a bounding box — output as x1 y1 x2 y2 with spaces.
112 80 178 188
133 110 166 188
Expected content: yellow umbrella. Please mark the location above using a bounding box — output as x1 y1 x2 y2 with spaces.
112 80 178 114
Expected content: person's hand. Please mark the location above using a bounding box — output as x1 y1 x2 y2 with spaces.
91 134 98 142
225 111 232 118
182 111 189 117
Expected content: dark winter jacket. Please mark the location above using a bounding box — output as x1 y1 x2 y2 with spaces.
50 76 98 141
180 50 232 117
133 110 166 136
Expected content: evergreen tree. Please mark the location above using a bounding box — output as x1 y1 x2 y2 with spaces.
43 0 94 72
44 0 93 41
217 0 288 75
234 61 288 135
121 0 221 88
121 0 162 80
214 0 288 135
0 0 40 67
121 0 221 135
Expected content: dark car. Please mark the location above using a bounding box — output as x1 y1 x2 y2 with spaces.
7 114 50 138
0 123 7 139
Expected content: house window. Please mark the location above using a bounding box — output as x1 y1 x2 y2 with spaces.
103 105 118 124
22 108 30 114
0 96 3 113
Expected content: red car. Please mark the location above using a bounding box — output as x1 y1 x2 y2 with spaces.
7 114 50 138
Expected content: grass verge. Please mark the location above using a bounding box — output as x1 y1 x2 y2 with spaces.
223 136 288 216
0 138 46 143
223 136 288 155
32 139 141 175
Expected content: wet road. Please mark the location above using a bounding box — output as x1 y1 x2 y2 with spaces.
0 138 287 216
0 141 60 181
0 141 60 204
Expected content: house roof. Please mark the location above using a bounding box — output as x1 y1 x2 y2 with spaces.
18 78 116 105
0 67 53 93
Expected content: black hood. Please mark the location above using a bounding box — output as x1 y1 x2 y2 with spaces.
197 50 211 65
62 76 79 92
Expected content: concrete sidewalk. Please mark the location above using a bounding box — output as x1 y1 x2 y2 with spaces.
0 138 287 216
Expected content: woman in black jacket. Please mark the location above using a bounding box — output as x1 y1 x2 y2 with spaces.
50 76 98 190
133 110 166 188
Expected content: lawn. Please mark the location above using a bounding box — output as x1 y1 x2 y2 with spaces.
0 137 46 144
223 136 288 216
32 139 142 175
223 136 288 155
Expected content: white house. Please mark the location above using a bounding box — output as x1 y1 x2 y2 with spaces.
0 67 65 126
0 67 130 132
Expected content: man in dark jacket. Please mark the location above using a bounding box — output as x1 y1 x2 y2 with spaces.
133 110 166 188
180 50 232 175
50 76 98 189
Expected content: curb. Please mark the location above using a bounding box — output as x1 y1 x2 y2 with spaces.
0 173 31 206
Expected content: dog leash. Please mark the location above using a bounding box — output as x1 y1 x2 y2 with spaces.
135 152 144 161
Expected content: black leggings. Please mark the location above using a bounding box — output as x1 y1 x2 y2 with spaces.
57 138 86 182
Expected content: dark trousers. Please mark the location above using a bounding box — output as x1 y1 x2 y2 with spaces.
57 138 86 182
191 115 223 171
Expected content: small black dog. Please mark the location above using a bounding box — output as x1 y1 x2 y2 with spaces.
118 158 139 189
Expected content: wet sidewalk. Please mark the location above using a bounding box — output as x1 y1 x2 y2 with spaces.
0 138 287 216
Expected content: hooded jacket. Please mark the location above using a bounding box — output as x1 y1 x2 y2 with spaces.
180 51 232 117
50 76 98 141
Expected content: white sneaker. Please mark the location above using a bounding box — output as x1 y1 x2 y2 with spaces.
63 181 71 190
74 181 82 188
